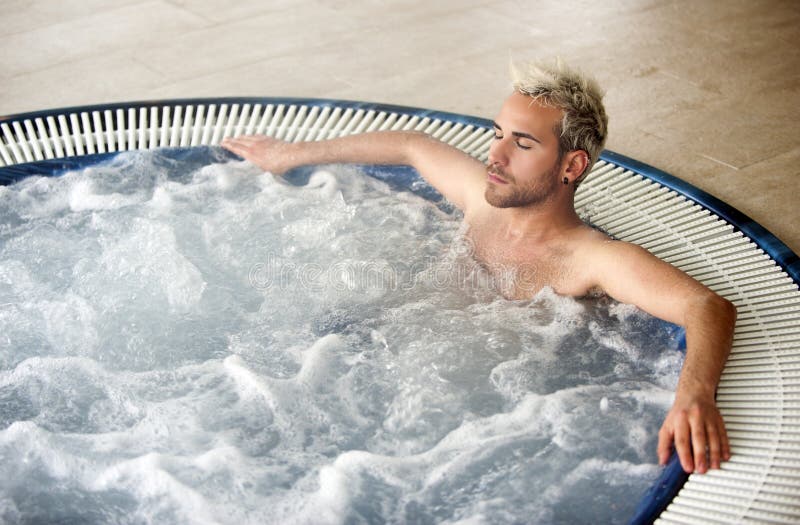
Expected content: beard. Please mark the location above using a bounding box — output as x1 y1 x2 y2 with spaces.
484 162 561 209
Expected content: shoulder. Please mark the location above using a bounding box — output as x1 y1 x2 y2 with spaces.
573 230 653 261
570 226 616 259
572 233 671 288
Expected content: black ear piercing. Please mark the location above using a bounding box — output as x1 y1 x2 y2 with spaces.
563 177 569 185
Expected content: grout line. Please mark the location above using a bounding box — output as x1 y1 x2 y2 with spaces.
698 154 740 171
161 0 215 26
126 55 170 82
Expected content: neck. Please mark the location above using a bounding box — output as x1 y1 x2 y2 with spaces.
494 195 583 242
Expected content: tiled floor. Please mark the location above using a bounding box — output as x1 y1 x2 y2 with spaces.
2 0 798 255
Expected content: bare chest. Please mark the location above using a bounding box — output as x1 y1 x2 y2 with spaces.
465 225 593 299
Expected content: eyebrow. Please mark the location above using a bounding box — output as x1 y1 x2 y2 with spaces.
492 121 542 144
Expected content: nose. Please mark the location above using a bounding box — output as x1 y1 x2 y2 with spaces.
488 136 508 166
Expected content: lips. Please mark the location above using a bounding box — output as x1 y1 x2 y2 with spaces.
487 165 509 184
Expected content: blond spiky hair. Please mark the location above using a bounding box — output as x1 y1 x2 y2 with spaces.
510 58 608 185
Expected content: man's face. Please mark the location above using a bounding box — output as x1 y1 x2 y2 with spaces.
485 92 564 208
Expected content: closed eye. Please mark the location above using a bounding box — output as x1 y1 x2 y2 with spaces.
493 122 536 150
492 133 532 150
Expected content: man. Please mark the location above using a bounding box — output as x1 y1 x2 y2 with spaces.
222 60 736 475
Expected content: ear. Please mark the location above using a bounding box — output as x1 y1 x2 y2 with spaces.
562 150 590 184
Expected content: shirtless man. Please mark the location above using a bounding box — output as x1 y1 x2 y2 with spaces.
222 60 736 475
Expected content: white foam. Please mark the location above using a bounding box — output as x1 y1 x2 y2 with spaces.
92 453 217 524
306 170 340 199
296 334 344 389
0 420 89 483
40 293 99 355
303 463 352 525
224 354 280 413
149 185 173 213
68 178 144 211
94 217 206 311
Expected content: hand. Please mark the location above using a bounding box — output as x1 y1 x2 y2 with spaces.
657 394 730 474
221 135 297 174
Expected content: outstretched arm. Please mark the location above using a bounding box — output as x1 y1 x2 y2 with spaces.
591 241 736 474
221 132 487 212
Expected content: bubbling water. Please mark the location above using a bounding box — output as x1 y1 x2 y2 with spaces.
0 148 683 524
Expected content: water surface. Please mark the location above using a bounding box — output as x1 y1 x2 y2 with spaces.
0 148 683 524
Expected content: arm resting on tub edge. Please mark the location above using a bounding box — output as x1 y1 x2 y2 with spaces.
589 239 736 474
221 132 486 212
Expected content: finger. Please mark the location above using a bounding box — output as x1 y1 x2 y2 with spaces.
674 411 694 473
657 423 673 466
689 408 708 473
220 136 242 149
222 134 257 143
706 422 721 469
221 139 254 157
221 136 260 150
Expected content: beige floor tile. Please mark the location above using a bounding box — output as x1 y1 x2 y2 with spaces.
129 4 363 82
0 52 166 116
702 147 800 252
167 0 489 26
291 6 571 113
636 86 798 170
0 0 142 38
160 0 298 24
327 54 509 117
602 68 713 132
319 0 496 29
0 1 208 79
142 51 355 101
657 0 800 44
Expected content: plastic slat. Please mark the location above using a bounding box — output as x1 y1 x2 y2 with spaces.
31 119 48 160
1 123 23 163
90 111 104 154
352 109 377 135
233 104 251 138
0 140 12 166
24 120 43 160
389 113 411 132
158 106 170 148
190 105 204 146
45 116 63 158
314 106 341 141
296 106 325 143
364 111 388 134
282 105 308 142
115 109 125 152
168 106 181 148
13 121 34 162
200 104 216 145
253 104 273 136
219 104 237 142
244 104 262 136
180 106 193 147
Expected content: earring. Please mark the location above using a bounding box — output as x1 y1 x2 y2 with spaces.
562 177 569 185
